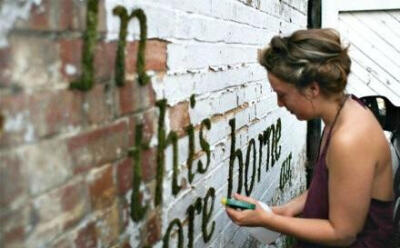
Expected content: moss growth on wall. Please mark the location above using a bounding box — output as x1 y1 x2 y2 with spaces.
274 118 282 161
186 198 202 248
190 94 196 108
113 6 150 87
197 118 211 173
228 118 243 198
280 153 292 191
70 0 99 91
129 123 149 222
202 187 215 242
244 138 256 196
228 118 284 198
186 124 196 183
155 99 167 206
166 131 182 195
163 219 184 248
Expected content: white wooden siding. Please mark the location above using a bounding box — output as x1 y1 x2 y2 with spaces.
338 10 400 106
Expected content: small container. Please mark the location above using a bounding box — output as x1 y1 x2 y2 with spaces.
221 197 256 210
245 201 280 244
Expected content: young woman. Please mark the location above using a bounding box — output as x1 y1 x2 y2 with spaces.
226 29 395 247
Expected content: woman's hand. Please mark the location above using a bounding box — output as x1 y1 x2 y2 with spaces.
225 193 274 227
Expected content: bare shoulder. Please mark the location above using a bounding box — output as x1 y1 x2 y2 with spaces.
327 99 389 168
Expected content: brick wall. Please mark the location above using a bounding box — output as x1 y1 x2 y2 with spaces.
0 0 308 247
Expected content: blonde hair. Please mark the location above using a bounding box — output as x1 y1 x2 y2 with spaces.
258 28 351 96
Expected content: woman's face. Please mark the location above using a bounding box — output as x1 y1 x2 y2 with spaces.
267 72 315 120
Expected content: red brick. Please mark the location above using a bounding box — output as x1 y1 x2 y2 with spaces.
68 121 129 173
15 0 86 32
0 89 84 148
169 101 190 133
94 41 117 82
85 83 113 125
1 205 33 246
141 147 157 182
127 109 157 148
60 181 85 213
59 39 82 82
59 0 74 30
145 211 161 245
0 152 27 208
29 0 51 30
118 80 156 116
74 222 97 248
43 89 84 135
125 40 167 73
33 178 88 231
115 158 132 195
95 203 121 247
59 0 86 31
120 239 132 248
88 164 116 210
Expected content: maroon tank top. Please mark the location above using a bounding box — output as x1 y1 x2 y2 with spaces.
297 95 395 248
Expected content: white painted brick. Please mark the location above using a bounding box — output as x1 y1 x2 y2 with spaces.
167 42 258 71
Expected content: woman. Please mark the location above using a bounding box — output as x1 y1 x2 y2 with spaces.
226 29 395 247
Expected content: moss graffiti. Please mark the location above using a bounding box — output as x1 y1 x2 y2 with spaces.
280 153 293 190
163 187 216 248
72 5 295 247
129 123 149 222
113 6 150 87
228 118 283 198
70 0 99 91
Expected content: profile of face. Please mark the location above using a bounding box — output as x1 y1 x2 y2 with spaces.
267 72 316 121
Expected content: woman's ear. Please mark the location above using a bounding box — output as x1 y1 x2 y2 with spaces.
306 81 320 98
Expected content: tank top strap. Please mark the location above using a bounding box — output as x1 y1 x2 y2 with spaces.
320 94 349 156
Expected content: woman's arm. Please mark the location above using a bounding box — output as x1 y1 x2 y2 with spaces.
272 190 308 217
226 131 376 247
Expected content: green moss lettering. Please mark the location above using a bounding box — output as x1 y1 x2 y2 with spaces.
129 123 148 222
186 124 196 183
197 118 211 173
190 94 196 109
155 99 167 206
113 6 150 87
186 198 202 248
280 153 292 191
166 131 182 195
202 187 215 242
244 138 256 196
70 0 99 91
274 118 282 162
163 219 184 248
228 118 243 198
257 133 265 182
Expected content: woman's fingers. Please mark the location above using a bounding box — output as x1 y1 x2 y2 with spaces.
226 207 242 224
233 193 257 204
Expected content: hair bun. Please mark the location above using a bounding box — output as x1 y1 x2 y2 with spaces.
270 36 289 54
259 28 351 96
